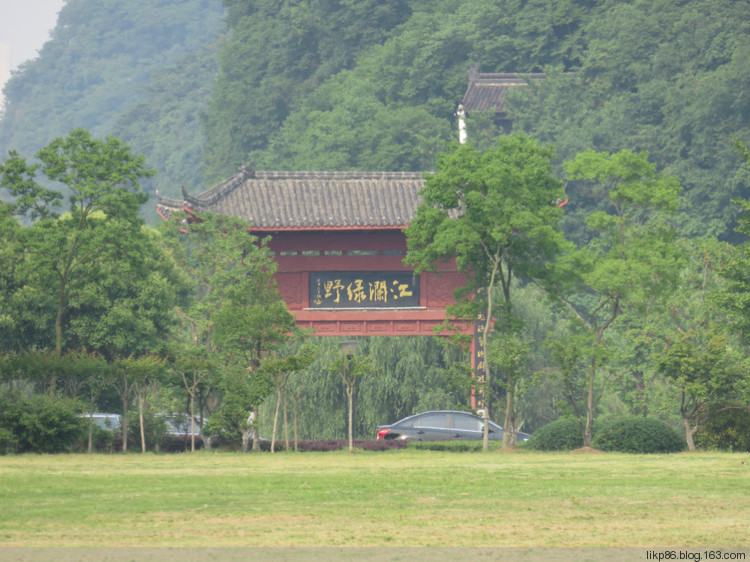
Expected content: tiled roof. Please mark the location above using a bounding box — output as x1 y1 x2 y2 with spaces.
157 168 427 229
460 67 546 114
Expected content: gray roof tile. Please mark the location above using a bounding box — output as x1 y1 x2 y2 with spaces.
460 68 546 114
158 169 427 229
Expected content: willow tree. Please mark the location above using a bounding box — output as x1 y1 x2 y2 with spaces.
405 134 566 451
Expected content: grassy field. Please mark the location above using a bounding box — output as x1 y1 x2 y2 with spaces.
0 449 748 550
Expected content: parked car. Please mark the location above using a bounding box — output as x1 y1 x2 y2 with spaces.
376 410 531 442
79 413 121 432
156 413 203 451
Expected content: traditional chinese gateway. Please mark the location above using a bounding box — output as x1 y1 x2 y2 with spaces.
157 166 490 407
156 167 467 337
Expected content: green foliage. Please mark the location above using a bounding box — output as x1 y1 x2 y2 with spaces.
0 0 225 201
656 328 744 451
111 42 223 209
160 211 294 449
2 0 748 243
525 418 583 451
406 134 565 294
0 129 174 361
257 336 470 441
545 148 683 446
203 0 413 181
247 0 590 173
694 402 750 452
509 0 750 241
126 411 168 453
79 423 120 454
591 417 684 454
0 392 85 454
405 134 566 449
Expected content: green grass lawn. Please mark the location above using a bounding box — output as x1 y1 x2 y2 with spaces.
0 449 748 548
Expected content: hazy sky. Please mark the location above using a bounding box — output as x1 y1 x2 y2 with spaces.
1 0 64 78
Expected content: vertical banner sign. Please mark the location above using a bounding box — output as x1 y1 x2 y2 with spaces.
310 272 420 309
474 310 488 409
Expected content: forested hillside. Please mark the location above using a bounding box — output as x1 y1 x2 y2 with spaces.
0 0 225 214
1 0 749 237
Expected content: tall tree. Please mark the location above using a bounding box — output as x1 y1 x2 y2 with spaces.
0 129 154 359
657 328 742 451
164 211 296 451
331 345 376 453
716 140 750 341
405 134 565 450
546 149 683 447
169 343 215 452
260 346 315 453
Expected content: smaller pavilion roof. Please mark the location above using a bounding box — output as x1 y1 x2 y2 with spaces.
460 66 546 115
156 167 427 230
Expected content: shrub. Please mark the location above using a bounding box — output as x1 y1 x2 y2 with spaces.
591 417 683 453
0 392 85 453
78 424 120 453
526 418 583 451
0 427 19 455
694 402 750 452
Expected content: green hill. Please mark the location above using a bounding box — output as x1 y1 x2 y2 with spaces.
2 0 749 238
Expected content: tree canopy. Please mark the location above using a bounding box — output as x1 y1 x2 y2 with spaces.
405 134 565 448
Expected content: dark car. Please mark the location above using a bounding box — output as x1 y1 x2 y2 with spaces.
376 410 531 442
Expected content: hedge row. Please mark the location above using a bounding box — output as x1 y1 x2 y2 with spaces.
526 416 684 453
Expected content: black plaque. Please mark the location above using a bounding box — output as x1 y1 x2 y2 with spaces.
310 272 420 309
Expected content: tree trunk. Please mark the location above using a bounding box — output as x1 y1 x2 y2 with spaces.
584 357 596 448
293 389 301 452
680 391 697 452
271 391 282 454
189 393 196 453
121 392 129 453
682 414 696 452
481 255 503 452
633 370 648 417
347 383 354 453
282 390 290 452
251 407 260 452
138 393 146 453
241 429 251 452
503 386 516 447
87 417 94 454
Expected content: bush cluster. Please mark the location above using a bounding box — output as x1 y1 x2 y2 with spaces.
0 392 85 454
694 402 750 452
525 418 583 451
591 417 684 453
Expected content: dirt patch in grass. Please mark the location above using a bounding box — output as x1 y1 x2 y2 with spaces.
570 446 603 454
495 444 526 453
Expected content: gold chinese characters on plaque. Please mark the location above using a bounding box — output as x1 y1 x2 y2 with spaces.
310 272 420 309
